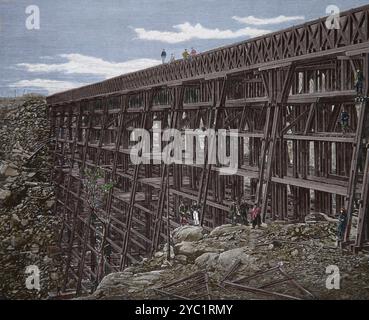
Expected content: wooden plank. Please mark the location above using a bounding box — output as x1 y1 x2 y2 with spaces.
224 281 301 300
281 108 310 135
272 176 347 195
287 90 356 104
283 134 355 143
225 97 268 107
355 149 369 246
345 98 368 241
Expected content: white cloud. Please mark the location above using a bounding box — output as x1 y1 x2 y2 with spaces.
8 79 85 94
133 22 270 43
12 54 162 95
232 15 305 26
17 54 161 79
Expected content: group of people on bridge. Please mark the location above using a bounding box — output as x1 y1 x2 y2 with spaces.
161 48 198 64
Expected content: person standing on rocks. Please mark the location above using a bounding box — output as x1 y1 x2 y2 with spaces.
229 201 239 226
239 200 250 226
179 201 188 225
337 208 348 245
191 201 200 226
250 203 262 229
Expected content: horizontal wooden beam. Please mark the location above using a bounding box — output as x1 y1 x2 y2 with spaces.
272 176 348 195
283 134 355 143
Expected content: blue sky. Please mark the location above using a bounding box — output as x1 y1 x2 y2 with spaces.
0 0 368 96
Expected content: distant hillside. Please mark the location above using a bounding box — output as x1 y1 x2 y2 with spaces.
0 94 45 112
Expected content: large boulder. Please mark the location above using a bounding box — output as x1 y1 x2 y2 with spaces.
130 271 165 286
174 242 203 259
94 270 166 298
209 224 249 238
172 226 204 244
217 247 256 271
0 189 11 203
195 252 220 270
174 241 222 260
0 162 19 177
175 255 188 264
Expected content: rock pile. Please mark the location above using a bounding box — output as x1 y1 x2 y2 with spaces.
0 97 62 300
88 222 369 300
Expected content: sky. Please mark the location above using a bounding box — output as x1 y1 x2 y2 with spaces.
0 0 368 97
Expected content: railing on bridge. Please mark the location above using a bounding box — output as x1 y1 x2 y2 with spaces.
48 5 369 104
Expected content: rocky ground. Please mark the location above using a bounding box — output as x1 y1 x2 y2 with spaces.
88 221 369 300
0 96 63 300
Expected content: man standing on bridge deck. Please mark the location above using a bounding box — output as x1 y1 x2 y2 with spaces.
182 49 190 60
190 47 197 59
161 49 167 64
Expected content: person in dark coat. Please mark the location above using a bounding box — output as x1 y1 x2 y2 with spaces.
340 110 349 133
229 201 239 226
337 208 348 243
355 69 364 95
161 49 167 64
239 200 250 226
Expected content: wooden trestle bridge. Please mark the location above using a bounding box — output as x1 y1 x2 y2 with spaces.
47 5 369 295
